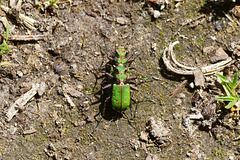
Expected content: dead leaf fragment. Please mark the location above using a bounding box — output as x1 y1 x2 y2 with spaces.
23 128 37 135
116 17 129 25
73 120 86 127
62 84 83 98
210 47 229 63
231 5 240 18
139 131 148 142
194 68 205 87
38 82 47 96
203 46 215 55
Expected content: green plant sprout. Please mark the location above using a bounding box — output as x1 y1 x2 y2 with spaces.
0 22 9 55
216 71 240 109
49 0 57 7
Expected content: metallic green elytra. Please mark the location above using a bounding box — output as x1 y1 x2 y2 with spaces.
111 83 130 111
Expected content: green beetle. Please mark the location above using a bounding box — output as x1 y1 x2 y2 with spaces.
103 46 137 112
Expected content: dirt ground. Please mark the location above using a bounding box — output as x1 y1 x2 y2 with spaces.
0 0 240 159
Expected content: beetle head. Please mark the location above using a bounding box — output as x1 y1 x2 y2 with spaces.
116 46 126 57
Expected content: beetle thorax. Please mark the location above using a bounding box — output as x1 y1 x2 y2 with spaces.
116 64 127 81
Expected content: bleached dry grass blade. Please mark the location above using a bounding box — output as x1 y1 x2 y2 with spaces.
163 43 194 75
0 5 37 30
168 41 196 71
19 13 37 30
163 41 234 76
201 57 233 75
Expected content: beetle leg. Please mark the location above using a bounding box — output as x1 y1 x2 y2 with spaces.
131 98 137 103
130 85 138 91
93 113 103 133
126 59 134 64
127 49 142 65
102 84 112 90
105 72 114 79
125 77 136 81
107 57 114 61
130 104 134 118
104 96 111 102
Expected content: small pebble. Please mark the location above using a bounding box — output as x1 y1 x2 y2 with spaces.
228 155 234 160
94 51 101 56
148 7 154 15
210 36 216 41
9 125 18 135
189 82 195 89
236 45 240 50
179 93 185 98
86 114 95 123
151 43 157 51
77 84 83 91
139 131 148 142
146 154 152 160
231 6 240 18
116 17 128 25
17 70 23 77
38 82 47 96
175 98 182 106
49 143 56 151
152 155 159 160
153 10 161 18
203 46 214 55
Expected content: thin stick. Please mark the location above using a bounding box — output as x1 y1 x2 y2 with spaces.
169 80 188 99
2 34 45 41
